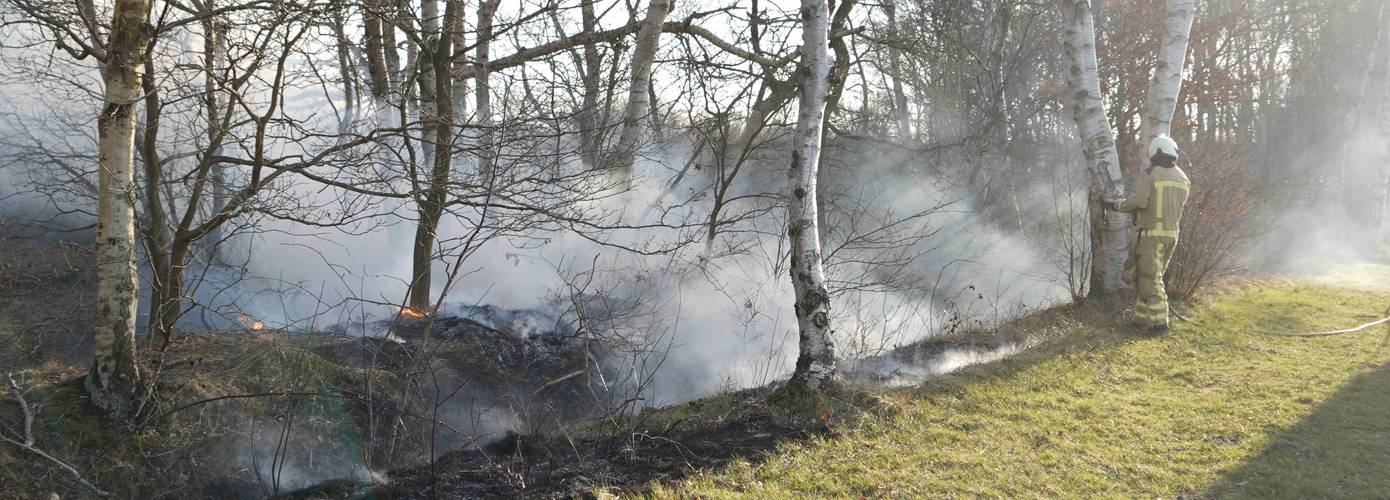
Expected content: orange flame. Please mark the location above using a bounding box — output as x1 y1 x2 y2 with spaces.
235 314 266 331
398 306 429 318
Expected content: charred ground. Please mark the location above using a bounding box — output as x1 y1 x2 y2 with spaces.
2 237 1052 499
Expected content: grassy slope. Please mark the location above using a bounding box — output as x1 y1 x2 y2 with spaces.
656 271 1390 498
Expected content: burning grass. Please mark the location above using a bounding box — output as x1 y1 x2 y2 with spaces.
658 268 1390 497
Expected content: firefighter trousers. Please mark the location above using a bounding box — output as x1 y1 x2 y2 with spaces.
1123 233 1177 328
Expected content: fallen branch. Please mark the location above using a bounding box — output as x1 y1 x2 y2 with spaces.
1262 308 1390 337
8 374 33 447
533 370 585 396
4 374 111 497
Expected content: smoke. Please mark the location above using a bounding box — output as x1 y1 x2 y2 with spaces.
1246 123 1389 276
844 343 1023 388
0 11 1082 489
170 131 1070 412
235 424 381 495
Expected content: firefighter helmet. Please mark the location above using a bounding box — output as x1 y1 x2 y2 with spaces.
1149 135 1180 160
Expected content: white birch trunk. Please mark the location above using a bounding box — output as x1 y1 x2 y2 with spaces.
89 0 152 420
787 0 836 392
1061 0 1129 297
1140 0 1197 156
609 0 672 185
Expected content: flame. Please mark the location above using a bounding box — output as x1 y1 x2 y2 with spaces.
397 306 428 318
235 314 266 331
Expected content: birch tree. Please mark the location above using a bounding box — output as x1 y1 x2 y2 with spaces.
610 0 672 185
1061 0 1128 297
786 0 836 392
1140 0 1197 159
88 0 153 420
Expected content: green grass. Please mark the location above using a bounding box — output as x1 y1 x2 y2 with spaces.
653 272 1390 498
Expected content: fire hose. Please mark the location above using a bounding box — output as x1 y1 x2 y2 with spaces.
1261 307 1390 337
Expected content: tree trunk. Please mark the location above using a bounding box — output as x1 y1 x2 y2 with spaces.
89 0 153 422
450 0 469 124
417 0 440 199
140 59 178 348
407 0 469 312
1061 0 1129 298
884 0 912 140
730 78 796 172
382 3 402 97
332 5 359 130
1140 0 1197 159
786 0 836 393
609 0 672 185
363 0 392 104
203 8 230 264
475 0 499 180
577 0 604 168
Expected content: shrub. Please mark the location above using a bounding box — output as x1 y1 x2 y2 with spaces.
1165 141 1255 300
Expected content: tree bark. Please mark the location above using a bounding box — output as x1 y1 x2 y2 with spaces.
450 0 469 123
884 0 911 140
1061 0 1129 298
89 0 153 422
363 0 392 103
1140 0 1197 159
609 0 672 185
786 0 836 392
578 0 603 168
407 0 470 311
203 7 230 263
332 5 359 130
417 0 440 202
141 58 180 348
475 0 499 180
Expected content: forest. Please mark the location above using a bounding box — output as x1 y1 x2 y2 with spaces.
2 0 1389 497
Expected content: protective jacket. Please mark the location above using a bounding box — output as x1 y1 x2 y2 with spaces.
1115 165 1191 238
1112 164 1190 328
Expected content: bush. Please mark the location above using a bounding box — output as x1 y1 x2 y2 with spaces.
1165 142 1255 300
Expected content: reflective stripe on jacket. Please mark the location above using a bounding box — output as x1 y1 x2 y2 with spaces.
1114 164 1190 238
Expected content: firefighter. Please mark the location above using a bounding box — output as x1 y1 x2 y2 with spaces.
1105 135 1190 335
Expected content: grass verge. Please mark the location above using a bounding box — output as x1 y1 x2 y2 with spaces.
652 273 1390 498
